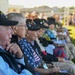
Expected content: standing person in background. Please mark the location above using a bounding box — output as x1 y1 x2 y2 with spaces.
68 14 74 25
73 14 75 26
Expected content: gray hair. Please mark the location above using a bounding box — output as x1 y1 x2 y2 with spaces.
7 13 26 25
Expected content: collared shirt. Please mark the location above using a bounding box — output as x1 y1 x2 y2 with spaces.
44 29 56 39
18 38 42 68
0 56 32 75
0 46 4 50
0 46 32 75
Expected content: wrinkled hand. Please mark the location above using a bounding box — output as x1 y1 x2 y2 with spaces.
49 66 60 73
6 43 23 58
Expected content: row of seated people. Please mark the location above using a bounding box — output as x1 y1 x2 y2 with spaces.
7 13 75 75
0 10 74 75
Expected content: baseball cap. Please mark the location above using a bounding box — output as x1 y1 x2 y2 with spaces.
0 11 18 26
26 19 41 31
27 23 41 31
33 18 49 29
26 18 49 31
26 19 32 25
47 17 55 25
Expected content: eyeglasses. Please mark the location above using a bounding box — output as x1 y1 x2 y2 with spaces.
16 24 28 29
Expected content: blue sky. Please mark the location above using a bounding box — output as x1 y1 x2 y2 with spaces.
9 0 75 8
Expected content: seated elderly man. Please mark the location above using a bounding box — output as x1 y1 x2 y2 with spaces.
0 11 32 75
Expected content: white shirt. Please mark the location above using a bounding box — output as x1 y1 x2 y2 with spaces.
45 44 55 55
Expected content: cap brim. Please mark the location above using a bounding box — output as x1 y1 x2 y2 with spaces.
40 25 49 29
47 21 55 25
0 20 18 26
0 11 18 26
27 24 41 31
28 28 40 31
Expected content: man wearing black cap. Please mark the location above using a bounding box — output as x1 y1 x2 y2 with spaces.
25 19 74 75
0 11 32 75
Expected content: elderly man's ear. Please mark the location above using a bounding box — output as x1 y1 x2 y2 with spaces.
12 26 17 34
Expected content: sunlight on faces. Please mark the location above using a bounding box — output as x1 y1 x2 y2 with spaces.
13 19 26 38
0 26 13 47
54 15 60 22
49 24 55 30
26 30 38 41
37 28 45 38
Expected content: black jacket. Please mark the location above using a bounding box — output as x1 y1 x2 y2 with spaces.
33 40 58 62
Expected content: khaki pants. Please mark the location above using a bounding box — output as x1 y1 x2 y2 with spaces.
52 60 75 75
64 44 73 60
67 43 75 58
